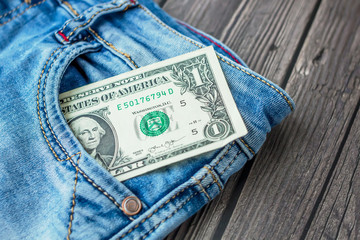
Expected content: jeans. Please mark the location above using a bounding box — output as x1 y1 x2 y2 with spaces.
0 0 295 239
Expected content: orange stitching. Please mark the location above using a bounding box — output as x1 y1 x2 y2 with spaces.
59 0 118 36
138 4 294 114
62 1 79 16
67 154 80 240
89 27 139 68
37 36 92 162
36 46 65 161
203 166 222 191
191 176 210 200
118 142 240 238
216 56 293 111
37 36 133 222
67 158 129 215
42 51 71 158
120 181 217 239
210 141 236 170
58 0 81 34
59 19 73 34
0 1 25 19
60 152 81 162
239 138 255 155
220 150 242 175
117 188 188 238
0 0 46 27
42 34 92 159
66 2 129 39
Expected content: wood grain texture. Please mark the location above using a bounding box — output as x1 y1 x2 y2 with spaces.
162 0 241 39
162 0 321 86
221 0 360 239
159 0 360 239
160 0 323 239
153 0 167 7
304 105 360 240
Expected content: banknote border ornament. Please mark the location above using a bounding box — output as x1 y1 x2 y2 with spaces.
169 54 235 140
204 119 230 141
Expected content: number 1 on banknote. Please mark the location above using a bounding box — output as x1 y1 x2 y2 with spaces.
60 46 247 181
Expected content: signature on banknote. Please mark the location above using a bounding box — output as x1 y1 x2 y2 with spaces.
148 136 186 153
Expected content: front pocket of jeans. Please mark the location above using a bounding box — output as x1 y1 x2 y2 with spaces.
56 4 294 209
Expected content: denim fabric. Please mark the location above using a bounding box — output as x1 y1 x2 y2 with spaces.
0 0 294 239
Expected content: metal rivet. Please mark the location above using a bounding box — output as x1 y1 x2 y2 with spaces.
122 196 142 216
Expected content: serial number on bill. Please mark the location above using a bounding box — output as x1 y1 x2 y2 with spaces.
117 88 174 110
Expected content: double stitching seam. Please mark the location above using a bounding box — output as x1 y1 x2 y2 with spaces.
140 181 217 240
58 1 80 39
61 1 80 16
36 46 67 161
203 166 222 191
119 180 217 240
118 142 237 239
37 35 93 162
67 157 132 220
138 4 294 114
60 152 81 162
220 150 243 175
36 37 133 221
65 1 130 39
216 55 294 111
239 138 255 155
42 48 73 158
67 154 80 240
210 141 236 169
0 0 46 27
0 1 25 19
89 27 139 68
59 1 139 69
191 176 211 201
59 0 118 34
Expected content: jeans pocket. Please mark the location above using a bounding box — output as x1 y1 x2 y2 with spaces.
54 0 294 221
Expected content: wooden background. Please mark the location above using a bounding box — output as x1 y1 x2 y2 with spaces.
153 0 360 239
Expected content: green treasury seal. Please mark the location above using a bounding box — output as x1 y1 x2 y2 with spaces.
140 111 170 137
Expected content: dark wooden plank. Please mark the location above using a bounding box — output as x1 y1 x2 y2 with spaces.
304 105 360 240
164 173 243 240
162 0 321 86
162 0 241 39
153 0 167 8
160 0 321 239
222 0 360 239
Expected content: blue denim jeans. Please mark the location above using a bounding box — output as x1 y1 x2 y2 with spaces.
0 0 294 239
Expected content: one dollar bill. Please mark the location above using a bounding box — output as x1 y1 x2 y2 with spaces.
60 47 247 181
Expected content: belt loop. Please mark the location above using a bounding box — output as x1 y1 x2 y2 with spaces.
54 0 138 44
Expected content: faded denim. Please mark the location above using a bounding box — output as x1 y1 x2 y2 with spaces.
0 0 294 239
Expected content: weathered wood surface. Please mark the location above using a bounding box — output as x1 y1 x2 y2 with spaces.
153 0 360 239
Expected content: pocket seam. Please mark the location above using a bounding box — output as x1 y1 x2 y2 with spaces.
60 0 132 41
67 156 80 240
0 0 45 27
0 1 25 19
36 36 134 222
89 27 139 68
